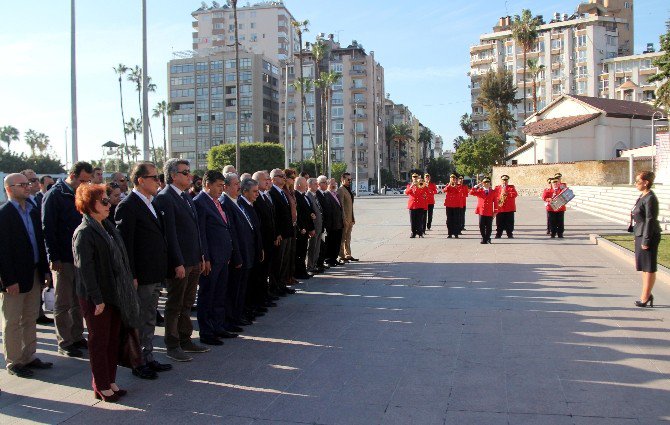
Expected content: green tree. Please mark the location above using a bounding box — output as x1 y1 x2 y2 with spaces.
0 151 64 174
478 68 520 157
153 100 175 162
452 136 466 150
315 70 341 176
425 157 455 184
113 64 130 151
24 129 50 157
418 127 433 169
389 123 414 180
208 143 284 173
459 113 474 137
511 9 542 117
330 161 348 182
648 19 670 111
0 125 20 152
453 133 504 177
293 77 317 172
527 58 545 113
124 118 142 162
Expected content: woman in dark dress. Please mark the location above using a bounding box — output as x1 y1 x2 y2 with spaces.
632 171 662 307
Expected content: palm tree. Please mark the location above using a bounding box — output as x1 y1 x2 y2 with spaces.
459 113 474 137
113 64 130 151
418 127 433 169
315 70 342 176
311 39 328 169
25 129 49 157
124 118 142 162
0 125 19 152
293 77 317 174
153 101 175 162
390 123 414 180
511 9 541 118
477 69 521 161
231 0 241 170
527 58 545 113
127 65 143 116
291 19 310 166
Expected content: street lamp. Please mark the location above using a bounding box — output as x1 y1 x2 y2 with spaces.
354 102 360 196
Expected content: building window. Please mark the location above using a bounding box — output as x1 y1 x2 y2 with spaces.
331 107 344 118
576 34 587 47
332 122 344 133
196 62 207 71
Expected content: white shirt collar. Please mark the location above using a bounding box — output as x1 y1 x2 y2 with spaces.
272 184 284 192
240 195 252 206
170 184 184 196
133 188 153 203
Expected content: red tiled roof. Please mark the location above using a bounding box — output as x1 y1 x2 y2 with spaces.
522 113 601 136
570 95 660 119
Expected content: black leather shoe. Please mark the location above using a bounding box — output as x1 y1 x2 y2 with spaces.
146 360 172 372
237 318 253 326
283 287 296 294
225 325 243 333
447 235 452 238
58 345 83 358
74 339 88 350
494 235 502 239
295 273 311 280
215 330 238 339
132 365 158 380
7 365 34 378
200 337 223 346
454 235 459 238
26 358 53 369
36 315 54 325
156 310 165 326
345 257 359 262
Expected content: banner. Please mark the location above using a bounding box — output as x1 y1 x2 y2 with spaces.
656 125 669 185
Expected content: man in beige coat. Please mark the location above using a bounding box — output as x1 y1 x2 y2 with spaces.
337 173 359 262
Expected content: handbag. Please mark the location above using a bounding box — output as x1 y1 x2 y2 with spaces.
117 326 143 369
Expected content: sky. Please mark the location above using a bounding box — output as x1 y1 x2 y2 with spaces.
0 0 668 166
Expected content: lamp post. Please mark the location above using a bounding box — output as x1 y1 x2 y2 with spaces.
283 60 291 168
354 102 360 196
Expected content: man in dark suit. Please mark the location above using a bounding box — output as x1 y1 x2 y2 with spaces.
237 178 264 322
0 173 53 377
193 170 241 346
154 159 208 362
268 168 295 295
325 178 345 267
115 162 172 377
315 176 332 270
306 178 324 274
251 171 278 308
294 177 315 279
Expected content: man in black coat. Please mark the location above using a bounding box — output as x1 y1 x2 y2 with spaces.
115 162 172 377
322 178 344 266
268 168 294 295
42 161 93 357
294 177 316 279
236 178 263 322
193 170 241 345
154 159 207 362
251 171 278 307
0 173 52 377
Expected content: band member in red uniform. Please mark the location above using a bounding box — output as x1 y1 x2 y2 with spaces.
417 177 429 235
457 176 468 234
470 177 498 244
542 178 566 238
494 175 518 238
555 173 567 190
443 174 461 238
543 177 552 235
405 174 423 238
423 173 438 231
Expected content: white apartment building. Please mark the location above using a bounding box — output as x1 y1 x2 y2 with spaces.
600 50 664 102
469 0 634 138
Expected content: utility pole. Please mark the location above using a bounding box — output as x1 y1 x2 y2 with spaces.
232 0 241 171
142 0 150 161
70 0 78 163
284 60 290 168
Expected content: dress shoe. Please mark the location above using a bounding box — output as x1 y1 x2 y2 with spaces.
225 325 244 333
146 360 172 372
550 235 556 238
283 287 296 294
74 339 88 350
36 315 54 325
166 348 193 362
557 235 564 239
316 267 326 273
156 310 165 326
480 240 487 244
635 294 654 307
132 365 158 380
112 389 128 397
326 260 340 267
215 330 238 339
7 365 34 378
454 235 459 239
507 235 514 239
447 235 452 238
487 239 492 244
494 235 502 239
26 358 53 369
58 345 83 358
236 318 253 326
338 258 350 263
181 341 210 353
200 336 223 346
295 273 312 280
345 257 359 262
94 389 120 402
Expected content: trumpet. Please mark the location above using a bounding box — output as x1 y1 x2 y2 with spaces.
418 180 426 188
498 188 507 207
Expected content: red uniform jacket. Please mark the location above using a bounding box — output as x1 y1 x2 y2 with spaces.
425 182 438 205
405 184 423 210
417 187 429 210
494 184 518 213
458 184 469 208
470 187 498 217
443 184 461 208
542 187 567 212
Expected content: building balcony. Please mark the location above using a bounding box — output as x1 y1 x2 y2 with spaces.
470 44 495 53
349 69 367 76
550 47 562 54
551 62 561 70
640 67 658 75
470 57 495 66
350 99 367 105
350 113 368 119
350 86 367 91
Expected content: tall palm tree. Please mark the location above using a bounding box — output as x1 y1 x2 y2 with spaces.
459 113 474 137
231 0 241 171
390 123 414 180
113 64 130 151
527 58 545 113
153 101 175 162
127 66 143 116
0 125 19 152
315 70 342 176
124 118 142 162
311 39 328 169
25 129 49 157
293 77 317 174
291 19 310 166
418 127 433 169
511 9 541 118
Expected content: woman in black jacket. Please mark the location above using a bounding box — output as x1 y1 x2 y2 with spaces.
73 184 139 402
632 171 662 307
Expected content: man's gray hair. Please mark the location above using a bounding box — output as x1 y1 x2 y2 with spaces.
307 178 317 186
240 172 252 182
241 178 258 193
294 176 306 189
164 158 189 184
252 171 268 181
223 172 239 186
270 168 284 178
317 175 327 183
222 165 236 174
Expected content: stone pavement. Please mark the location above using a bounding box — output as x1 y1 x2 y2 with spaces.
1 195 669 424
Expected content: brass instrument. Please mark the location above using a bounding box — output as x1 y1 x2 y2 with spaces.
498 186 507 207
418 179 426 188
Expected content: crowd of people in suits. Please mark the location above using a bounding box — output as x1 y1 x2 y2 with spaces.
0 160 359 401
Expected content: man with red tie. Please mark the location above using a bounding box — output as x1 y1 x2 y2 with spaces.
494 175 518 239
423 173 438 231
470 177 498 244
405 174 423 238
542 178 566 238
443 174 460 238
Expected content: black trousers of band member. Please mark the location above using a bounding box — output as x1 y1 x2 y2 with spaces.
548 211 565 237
409 209 423 236
446 207 459 236
479 215 493 242
495 211 515 237
424 204 434 230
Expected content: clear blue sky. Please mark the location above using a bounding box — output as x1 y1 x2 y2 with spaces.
0 0 667 165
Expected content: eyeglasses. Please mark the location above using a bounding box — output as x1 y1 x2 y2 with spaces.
116 178 127 183
28 178 39 183
99 198 111 206
79 179 92 184
9 182 31 188
275 175 286 179
176 170 191 176
141 175 160 181
108 182 121 189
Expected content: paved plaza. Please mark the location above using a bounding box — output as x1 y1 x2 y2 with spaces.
1 195 669 424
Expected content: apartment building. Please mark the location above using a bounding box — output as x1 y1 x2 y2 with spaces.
283 37 385 190
433 135 444 158
191 0 298 62
384 99 419 180
600 49 664 102
469 0 635 138
167 50 281 169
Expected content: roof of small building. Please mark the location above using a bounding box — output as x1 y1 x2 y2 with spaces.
522 113 601 136
569 95 660 119
617 80 640 90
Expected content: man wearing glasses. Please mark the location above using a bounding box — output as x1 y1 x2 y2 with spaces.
268 169 294 295
155 159 208 362
42 161 93 357
111 172 129 200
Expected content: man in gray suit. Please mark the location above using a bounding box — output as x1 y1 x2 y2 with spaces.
306 178 323 274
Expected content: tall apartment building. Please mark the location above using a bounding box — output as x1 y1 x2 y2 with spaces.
191 0 298 61
469 0 635 138
167 51 281 169
384 99 419 180
283 37 385 190
433 135 444 158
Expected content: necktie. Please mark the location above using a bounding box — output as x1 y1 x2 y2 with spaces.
213 197 228 224
180 192 195 216
304 193 311 207
280 190 288 205
264 193 272 205
330 191 340 206
485 190 489 195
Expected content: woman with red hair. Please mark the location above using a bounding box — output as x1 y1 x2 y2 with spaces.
72 184 139 402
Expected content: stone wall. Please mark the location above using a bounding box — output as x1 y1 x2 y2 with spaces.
492 159 653 194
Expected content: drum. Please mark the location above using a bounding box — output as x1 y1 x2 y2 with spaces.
550 188 574 210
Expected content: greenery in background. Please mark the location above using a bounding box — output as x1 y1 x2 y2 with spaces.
0 151 65 174
290 159 348 182
453 133 504 178
602 234 669 269
511 9 542 118
425 157 456 184
208 143 284 173
649 18 670 112
478 68 520 151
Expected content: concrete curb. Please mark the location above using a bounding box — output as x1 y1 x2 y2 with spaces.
590 233 670 284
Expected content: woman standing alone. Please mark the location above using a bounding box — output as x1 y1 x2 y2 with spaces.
632 171 662 307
